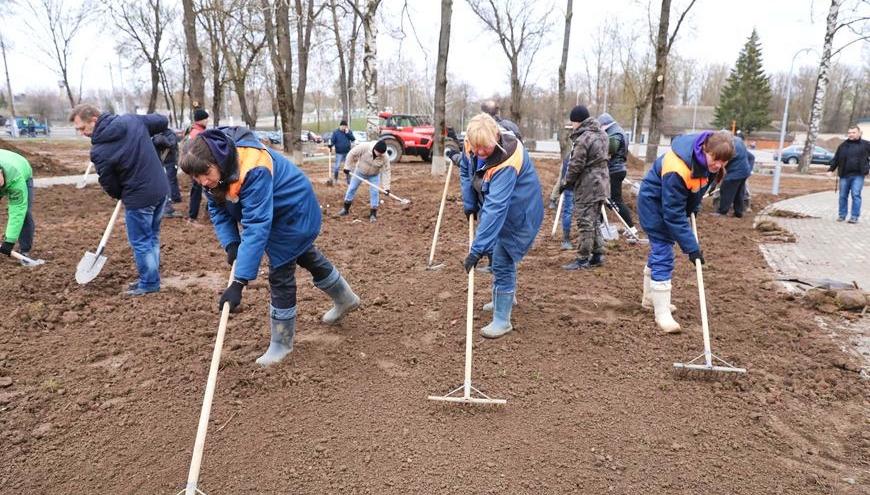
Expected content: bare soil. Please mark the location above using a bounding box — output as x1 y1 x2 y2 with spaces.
0 145 867 494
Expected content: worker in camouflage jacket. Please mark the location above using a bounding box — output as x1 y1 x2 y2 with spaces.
559 105 611 270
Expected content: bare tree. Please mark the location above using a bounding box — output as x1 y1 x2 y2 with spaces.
109 0 176 114
644 0 698 165
329 0 350 122
21 0 92 108
557 0 573 158
0 35 15 118
181 0 206 113
215 0 267 128
199 0 229 125
350 0 382 139
261 0 292 149
431 0 453 175
616 25 654 144
466 0 551 125
290 0 327 160
799 0 869 172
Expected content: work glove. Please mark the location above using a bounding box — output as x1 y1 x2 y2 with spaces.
383 189 390 197
558 183 569 195
446 149 461 165
463 252 482 273
0 241 13 256
464 209 478 220
688 250 705 266
225 241 240 266
219 280 246 313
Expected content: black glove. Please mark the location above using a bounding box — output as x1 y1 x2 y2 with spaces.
0 241 13 256
464 209 478 220
688 250 705 265
225 241 240 266
446 149 461 165
383 189 390 197
558 183 569 195
219 280 246 312
463 252 482 273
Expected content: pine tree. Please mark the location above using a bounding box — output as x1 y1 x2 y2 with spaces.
713 29 772 134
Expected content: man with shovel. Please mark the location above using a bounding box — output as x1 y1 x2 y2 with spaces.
328 120 355 185
179 127 361 367
70 103 170 296
336 139 391 223
0 149 37 266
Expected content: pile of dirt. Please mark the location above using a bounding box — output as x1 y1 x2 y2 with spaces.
0 137 66 176
804 287 869 313
754 220 796 243
766 208 817 219
0 148 867 494
626 150 646 172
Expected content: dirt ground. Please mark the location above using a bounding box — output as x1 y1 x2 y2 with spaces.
0 144 867 494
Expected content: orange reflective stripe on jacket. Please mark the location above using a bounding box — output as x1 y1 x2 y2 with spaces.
660 151 707 192
227 147 273 201
483 143 524 181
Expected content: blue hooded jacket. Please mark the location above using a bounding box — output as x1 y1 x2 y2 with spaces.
637 133 716 254
459 132 544 261
329 128 356 154
205 127 322 282
597 113 628 175
722 137 754 182
90 112 170 209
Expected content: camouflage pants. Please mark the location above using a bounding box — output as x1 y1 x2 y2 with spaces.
574 200 605 258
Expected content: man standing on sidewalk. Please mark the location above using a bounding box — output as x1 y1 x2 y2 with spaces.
828 125 870 224
70 103 170 296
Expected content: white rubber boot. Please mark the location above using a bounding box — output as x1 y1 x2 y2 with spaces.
256 307 296 367
642 266 676 312
650 280 681 334
317 270 361 325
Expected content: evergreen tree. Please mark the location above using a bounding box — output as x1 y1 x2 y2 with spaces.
713 29 772 134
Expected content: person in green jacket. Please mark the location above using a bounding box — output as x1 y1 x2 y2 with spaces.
0 149 36 264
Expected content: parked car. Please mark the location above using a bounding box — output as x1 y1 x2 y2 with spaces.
301 130 323 143
255 130 283 146
5 116 49 137
776 144 834 165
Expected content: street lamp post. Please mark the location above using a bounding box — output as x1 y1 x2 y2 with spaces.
773 48 815 195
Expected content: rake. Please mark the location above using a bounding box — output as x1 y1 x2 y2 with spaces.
550 191 565 239
426 160 454 270
177 264 236 495
325 147 334 186
673 214 746 377
428 218 506 405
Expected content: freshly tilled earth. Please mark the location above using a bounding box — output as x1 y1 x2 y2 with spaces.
0 145 867 494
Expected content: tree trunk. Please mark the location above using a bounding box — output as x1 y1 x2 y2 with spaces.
800 0 840 173
147 59 160 113
262 0 294 152
0 37 15 118
347 2 361 127
290 0 321 163
557 0 573 159
361 0 381 140
182 0 206 113
233 76 255 128
431 0 453 175
329 0 349 122
644 0 672 166
509 61 521 125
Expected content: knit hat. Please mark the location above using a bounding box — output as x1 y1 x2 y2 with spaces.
569 105 590 123
373 140 387 155
193 108 209 122
199 129 238 183
339 119 348 126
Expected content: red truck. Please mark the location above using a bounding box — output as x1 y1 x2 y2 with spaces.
377 111 460 163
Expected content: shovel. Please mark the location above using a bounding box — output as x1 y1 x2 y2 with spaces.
11 251 45 266
350 172 411 208
326 148 334 186
76 162 93 189
75 200 122 285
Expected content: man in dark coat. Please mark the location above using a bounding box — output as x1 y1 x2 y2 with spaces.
153 127 182 218
328 119 356 184
828 125 870 223
70 103 170 296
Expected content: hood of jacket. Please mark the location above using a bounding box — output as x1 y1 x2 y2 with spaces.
91 113 127 145
569 116 603 141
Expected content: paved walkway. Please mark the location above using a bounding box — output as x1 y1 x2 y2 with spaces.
757 187 870 289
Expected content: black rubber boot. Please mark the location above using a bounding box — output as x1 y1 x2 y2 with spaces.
369 208 378 223
337 201 352 217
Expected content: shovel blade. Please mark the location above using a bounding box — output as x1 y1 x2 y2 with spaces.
75 181 87 189
76 251 108 285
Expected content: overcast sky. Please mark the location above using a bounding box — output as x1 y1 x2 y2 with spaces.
2 0 868 99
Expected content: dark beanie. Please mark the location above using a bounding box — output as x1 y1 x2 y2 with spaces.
193 108 209 122
339 119 348 126
200 129 237 178
569 105 590 123
373 140 387 154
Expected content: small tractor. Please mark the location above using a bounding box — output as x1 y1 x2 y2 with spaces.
377 111 460 163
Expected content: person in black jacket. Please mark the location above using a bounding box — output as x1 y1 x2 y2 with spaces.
70 103 170 296
152 128 181 218
828 125 870 223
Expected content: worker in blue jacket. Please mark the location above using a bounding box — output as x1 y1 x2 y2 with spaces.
637 131 734 334
179 127 361 367
456 113 543 339
70 103 170 296
328 120 356 184
715 135 754 217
